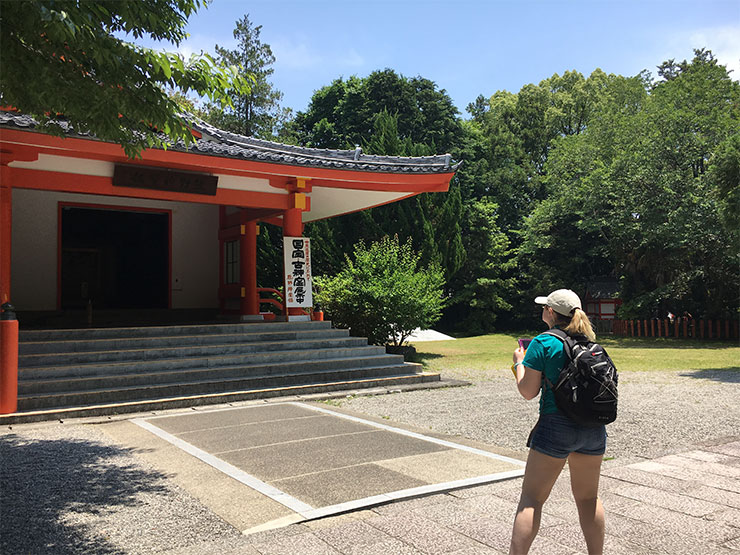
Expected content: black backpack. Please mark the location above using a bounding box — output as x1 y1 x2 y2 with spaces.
542 329 618 427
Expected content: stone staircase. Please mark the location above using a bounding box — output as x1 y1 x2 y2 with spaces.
2 321 440 423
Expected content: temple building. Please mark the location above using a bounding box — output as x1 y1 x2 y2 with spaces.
0 110 458 324
0 109 459 419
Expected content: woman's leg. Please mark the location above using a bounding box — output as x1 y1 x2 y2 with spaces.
509 449 567 555
568 452 605 555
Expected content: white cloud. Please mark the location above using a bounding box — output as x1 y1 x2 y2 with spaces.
663 24 740 78
688 26 740 78
340 48 365 68
271 38 365 71
272 38 324 69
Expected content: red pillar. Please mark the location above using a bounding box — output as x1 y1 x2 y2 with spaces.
283 202 306 320
283 206 304 237
0 306 18 414
239 218 259 319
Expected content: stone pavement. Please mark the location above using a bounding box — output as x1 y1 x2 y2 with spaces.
108 400 740 554
100 401 526 533
3 398 739 554
161 437 740 554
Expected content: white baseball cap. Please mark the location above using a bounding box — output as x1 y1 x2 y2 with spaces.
535 289 582 317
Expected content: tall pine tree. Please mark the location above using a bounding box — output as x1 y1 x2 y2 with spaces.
204 14 283 139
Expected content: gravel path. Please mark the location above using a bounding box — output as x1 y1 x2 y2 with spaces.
0 425 240 554
338 368 740 462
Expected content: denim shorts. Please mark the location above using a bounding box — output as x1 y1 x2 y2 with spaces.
529 413 607 459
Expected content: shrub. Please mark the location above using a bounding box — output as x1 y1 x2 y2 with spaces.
315 235 445 346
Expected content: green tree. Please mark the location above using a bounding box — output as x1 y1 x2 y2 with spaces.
448 70 615 328
461 70 611 233
315 235 445 346
518 50 739 319
301 81 466 285
445 199 515 333
709 134 740 245
204 14 283 139
295 69 462 153
0 0 250 157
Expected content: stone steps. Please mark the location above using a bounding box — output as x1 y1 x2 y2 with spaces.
5 320 439 422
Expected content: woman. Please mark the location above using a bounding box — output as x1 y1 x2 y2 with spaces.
509 289 606 555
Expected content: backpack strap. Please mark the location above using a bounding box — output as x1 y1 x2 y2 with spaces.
541 329 576 393
542 329 576 360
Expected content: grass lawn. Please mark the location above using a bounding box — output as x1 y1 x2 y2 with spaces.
409 332 740 381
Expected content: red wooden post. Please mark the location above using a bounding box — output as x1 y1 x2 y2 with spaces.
630 320 634 337
708 319 713 339
674 318 679 338
665 319 670 337
699 319 705 339
0 303 18 414
238 218 259 318
716 320 721 340
682 318 688 338
734 320 739 340
651 319 656 337
637 320 641 337
725 320 730 340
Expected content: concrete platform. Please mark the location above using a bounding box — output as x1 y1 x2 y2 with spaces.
101 401 524 534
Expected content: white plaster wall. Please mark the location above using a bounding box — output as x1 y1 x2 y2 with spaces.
11 189 219 310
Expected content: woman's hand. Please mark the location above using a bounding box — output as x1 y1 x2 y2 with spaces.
512 347 541 400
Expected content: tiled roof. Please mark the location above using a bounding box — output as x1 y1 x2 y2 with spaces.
0 110 460 175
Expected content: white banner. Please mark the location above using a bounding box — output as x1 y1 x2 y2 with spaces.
283 237 313 308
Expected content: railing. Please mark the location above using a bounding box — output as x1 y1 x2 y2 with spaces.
613 318 739 340
257 288 312 319
257 287 286 318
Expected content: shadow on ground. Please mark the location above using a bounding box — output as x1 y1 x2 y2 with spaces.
0 434 170 554
680 367 740 383
409 351 444 365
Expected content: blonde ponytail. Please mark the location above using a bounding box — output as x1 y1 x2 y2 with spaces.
564 308 596 341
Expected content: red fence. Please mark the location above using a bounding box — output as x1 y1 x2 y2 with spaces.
613 318 739 340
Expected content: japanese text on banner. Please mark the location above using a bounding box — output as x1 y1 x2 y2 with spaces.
283 237 313 308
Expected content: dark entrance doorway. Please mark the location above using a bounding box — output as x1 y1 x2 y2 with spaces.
60 205 169 310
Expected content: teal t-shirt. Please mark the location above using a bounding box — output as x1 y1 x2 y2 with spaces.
522 330 566 415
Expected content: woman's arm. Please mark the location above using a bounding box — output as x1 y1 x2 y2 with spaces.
512 347 542 400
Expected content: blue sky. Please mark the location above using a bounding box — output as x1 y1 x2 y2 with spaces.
145 0 740 115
